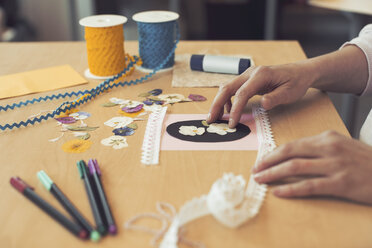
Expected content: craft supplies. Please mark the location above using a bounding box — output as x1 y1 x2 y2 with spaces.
133 11 179 70
88 159 117 235
141 106 168 165
190 54 252 75
0 12 180 131
79 15 129 79
37 170 100 242
10 177 88 240
0 65 87 99
77 160 106 235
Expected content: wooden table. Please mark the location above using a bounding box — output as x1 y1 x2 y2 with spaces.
1 41 371 248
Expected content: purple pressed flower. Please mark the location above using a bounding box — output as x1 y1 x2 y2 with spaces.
143 100 154 106
55 116 77 124
112 126 135 136
149 89 162 96
188 94 207 101
122 104 144 113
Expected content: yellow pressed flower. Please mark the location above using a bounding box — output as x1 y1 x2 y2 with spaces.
62 139 92 153
118 108 145 118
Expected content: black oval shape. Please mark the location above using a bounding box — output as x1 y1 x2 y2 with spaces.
166 119 251 143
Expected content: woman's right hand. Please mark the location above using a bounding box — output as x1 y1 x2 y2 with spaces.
207 62 317 128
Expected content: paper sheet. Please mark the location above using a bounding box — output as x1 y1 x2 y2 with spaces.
161 113 258 151
0 65 88 99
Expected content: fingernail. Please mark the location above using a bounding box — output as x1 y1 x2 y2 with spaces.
229 118 236 128
253 171 264 182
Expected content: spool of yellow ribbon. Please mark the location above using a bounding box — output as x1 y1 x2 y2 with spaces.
79 15 128 79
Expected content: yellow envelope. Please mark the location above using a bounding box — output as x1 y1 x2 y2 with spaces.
0 65 88 99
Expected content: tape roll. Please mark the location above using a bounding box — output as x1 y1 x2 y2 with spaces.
190 54 252 75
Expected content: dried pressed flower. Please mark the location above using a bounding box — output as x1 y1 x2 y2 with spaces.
207 123 236 135
179 126 205 136
62 139 92 153
112 126 135 136
101 136 128 149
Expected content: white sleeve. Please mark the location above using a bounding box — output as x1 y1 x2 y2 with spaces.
341 24 372 96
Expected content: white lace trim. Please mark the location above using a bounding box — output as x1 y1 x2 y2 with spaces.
141 106 168 165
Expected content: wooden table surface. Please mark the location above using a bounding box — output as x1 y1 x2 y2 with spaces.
1 41 371 248
309 0 372 15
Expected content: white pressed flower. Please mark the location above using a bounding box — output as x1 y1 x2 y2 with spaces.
179 126 205 136
158 94 186 104
120 100 143 108
109 97 129 105
69 111 91 120
104 116 133 128
207 123 236 135
101 136 128 149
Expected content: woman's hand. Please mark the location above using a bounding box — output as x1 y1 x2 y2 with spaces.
253 131 372 205
207 63 316 128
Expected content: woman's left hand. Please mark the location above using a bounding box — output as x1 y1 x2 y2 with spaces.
253 130 372 205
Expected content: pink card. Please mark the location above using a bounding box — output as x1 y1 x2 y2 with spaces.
161 113 258 151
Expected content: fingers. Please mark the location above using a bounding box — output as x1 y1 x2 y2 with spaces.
261 87 289 110
272 177 337 198
207 72 251 124
254 158 331 184
253 136 324 173
228 66 273 128
225 99 232 113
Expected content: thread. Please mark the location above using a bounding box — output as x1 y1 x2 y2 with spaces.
80 15 128 78
133 11 179 70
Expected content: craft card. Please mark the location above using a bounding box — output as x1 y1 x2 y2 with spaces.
0 65 88 99
161 114 258 151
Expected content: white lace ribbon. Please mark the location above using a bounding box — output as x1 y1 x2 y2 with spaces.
141 106 168 165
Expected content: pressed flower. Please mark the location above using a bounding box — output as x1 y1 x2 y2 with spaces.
143 100 154 106
112 126 135 136
66 125 98 131
127 123 138 130
101 136 128 149
179 126 205 136
201 120 209 127
73 132 90 140
120 100 143 108
110 97 129 105
55 116 77 124
104 116 133 128
158 94 186 104
144 105 163 112
118 108 145 118
70 111 91 120
207 123 236 135
122 104 144 113
148 89 162 96
188 94 207 101
62 139 92 153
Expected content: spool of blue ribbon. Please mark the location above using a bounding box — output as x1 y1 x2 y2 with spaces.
133 11 179 70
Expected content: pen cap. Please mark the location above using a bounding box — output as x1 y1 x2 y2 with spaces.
88 159 101 176
10 177 33 193
37 170 53 191
77 160 88 178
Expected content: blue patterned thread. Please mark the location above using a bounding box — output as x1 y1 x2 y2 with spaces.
137 21 177 69
0 22 180 131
